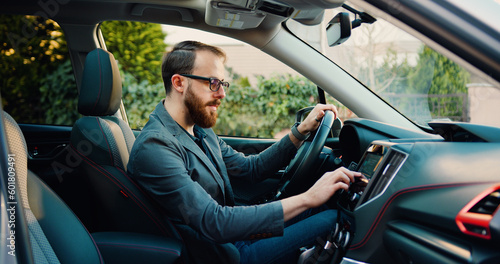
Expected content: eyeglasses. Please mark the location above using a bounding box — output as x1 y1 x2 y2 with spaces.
180 74 230 92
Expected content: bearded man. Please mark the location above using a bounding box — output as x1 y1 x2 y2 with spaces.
127 40 360 264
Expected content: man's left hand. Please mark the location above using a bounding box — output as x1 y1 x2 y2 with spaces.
297 104 338 136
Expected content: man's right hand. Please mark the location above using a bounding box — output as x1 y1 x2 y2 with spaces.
302 167 362 208
281 167 362 221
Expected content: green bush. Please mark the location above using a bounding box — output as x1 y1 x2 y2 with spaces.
214 73 318 138
39 59 79 125
100 21 167 84
121 70 165 129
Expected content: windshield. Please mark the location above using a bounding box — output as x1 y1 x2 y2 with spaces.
287 3 500 128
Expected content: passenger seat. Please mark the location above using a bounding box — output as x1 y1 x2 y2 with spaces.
3 109 182 264
3 110 103 263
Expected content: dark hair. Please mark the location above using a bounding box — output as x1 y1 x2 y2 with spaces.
161 40 226 95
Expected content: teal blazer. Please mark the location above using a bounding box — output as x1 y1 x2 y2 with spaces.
128 101 298 263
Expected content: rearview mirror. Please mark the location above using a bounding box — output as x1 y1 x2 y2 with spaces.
326 12 351 46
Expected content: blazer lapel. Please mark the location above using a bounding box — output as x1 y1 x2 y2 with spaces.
202 129 236 205
154 101 226 198
179 133 226 191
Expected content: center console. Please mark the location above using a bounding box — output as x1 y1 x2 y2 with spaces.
299 141 410 264
341 142 409 210
336 142 409 264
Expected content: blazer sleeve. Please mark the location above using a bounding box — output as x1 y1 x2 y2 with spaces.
128 131 285 243
218 132 298 183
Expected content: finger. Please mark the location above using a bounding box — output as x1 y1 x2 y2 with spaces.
339 172 351 185
332 106 338 119
322 105 338 120
338 167 358 183
325 104 338 119
336 182 349 192
319 104 337 118
329 170 350 186
315 110 325 122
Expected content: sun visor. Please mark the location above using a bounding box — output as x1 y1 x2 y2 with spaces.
206 0 345 29
205 1 267 29
286 0 344 24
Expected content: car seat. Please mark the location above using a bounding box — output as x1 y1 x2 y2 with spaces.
70 48 179 238
3 110 103 263
3 110 182 263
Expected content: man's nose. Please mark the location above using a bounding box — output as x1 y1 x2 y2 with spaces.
213 86 226 99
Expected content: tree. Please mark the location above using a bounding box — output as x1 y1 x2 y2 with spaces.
0 18 169 127
409 45 470 121
100 21 168 84
410 46 469 94
0 15 71 124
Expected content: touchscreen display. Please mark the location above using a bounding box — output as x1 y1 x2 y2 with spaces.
358 152 383 179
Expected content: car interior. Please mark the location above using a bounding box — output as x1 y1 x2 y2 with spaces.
1 0 500 264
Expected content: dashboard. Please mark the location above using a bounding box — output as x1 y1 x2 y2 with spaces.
333 119 500 264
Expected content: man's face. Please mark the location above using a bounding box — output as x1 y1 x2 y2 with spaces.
184 50 226 128
184 84 220 128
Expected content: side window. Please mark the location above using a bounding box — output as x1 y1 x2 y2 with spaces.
0 15 78 125
100 21 353 138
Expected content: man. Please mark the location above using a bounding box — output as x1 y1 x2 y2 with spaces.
127 40 361 263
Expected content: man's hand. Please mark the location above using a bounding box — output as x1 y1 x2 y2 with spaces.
289 103 338 147
302 167 361 208
297 104 338 135
281 167 362 221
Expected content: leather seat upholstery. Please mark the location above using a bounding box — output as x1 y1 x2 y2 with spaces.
3 110 183 264
70 48 180 239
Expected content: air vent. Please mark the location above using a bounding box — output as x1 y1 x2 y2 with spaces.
456 185 500 240
364 150 407 202
470 191 500 215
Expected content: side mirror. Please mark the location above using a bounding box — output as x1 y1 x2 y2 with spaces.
326 12 351 46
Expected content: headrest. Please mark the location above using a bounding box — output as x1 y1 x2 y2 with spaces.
79 48 122 116
3 111 29 209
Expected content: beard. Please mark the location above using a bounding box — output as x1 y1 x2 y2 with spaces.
185 85 220 128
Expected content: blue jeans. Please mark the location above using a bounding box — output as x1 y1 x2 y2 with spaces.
234 207 337 264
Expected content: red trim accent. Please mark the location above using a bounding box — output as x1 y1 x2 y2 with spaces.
349 182 487 250
120 190 129 198
455 184 500 240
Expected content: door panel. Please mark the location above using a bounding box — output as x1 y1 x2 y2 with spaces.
20 123 93 223
220 136 277 155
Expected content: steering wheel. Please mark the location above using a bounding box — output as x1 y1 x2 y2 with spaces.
276 110 335 199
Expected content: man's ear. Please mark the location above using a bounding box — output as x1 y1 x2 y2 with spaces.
171 74 185 93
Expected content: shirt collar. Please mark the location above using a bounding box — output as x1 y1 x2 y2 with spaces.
177 123 207 142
